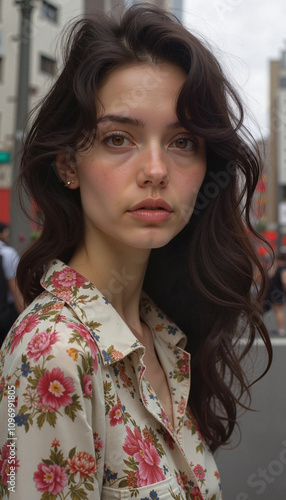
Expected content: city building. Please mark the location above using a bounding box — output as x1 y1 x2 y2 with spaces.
268 49 286 250
85 0 182 19
0 0 84 224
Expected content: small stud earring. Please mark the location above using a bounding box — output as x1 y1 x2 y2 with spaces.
64 180 74 188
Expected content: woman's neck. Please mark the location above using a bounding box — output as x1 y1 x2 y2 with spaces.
68 233 151 333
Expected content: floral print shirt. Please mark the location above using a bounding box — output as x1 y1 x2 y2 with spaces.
0 260 222 499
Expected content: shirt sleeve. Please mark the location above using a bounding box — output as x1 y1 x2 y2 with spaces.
0 246 20 281
0 309 105 499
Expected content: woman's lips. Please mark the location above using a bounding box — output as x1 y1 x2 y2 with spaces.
128 208 173 222
127 198 173 222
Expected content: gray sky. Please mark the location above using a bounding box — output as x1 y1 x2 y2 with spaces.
182 0 286 140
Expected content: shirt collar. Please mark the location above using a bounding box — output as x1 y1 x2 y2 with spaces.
41 259 187 365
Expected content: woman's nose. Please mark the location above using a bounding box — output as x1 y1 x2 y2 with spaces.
136 147 169 188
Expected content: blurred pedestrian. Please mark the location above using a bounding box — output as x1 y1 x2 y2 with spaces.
265 252 286 335
0 222 24 343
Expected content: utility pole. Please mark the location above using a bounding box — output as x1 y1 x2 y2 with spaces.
10 0 35 253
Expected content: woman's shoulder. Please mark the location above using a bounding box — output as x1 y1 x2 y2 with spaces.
0 294 102 455
1 290 99 369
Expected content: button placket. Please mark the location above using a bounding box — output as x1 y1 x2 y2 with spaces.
136 351 200 494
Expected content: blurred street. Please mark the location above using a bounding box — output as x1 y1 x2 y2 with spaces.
216 307 286 500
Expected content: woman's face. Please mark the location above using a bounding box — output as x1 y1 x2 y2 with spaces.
73 62 206 251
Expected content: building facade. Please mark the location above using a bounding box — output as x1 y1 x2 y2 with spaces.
85 0 181 18
0 0 84 224
269 50 286 250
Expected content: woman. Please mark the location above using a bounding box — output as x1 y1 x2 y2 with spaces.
0 5 272 499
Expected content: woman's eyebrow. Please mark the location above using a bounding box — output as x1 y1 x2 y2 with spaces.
97 114 145 127
97 114 184 130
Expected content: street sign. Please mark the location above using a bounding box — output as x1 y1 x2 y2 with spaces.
0 151 11 163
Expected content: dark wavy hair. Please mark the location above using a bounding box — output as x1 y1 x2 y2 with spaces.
17 4 272 451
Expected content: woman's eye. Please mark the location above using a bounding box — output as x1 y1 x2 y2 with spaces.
103 134 133 148
170 137 198 151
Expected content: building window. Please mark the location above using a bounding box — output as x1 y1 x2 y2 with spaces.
40 54 56 75
41 0 58 23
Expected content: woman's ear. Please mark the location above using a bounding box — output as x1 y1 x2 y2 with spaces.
55 154 80 189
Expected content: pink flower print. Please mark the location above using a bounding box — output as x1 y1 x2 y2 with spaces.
0 441 19 486
111 349 123 361
193 464 205 481
37 367 75 411
51 268 86 289
37 400 56 413
93 432 104 452
177 398 186 415
134 439 165 487
127 470 138 488
109 404 123 426
66 451 97 478
120 371 132 387
42 302 63 314
123 426 142 456
53 287 73 302
190 486 204 500
26 330 59 362
66 322 98 373
176 473 188 489
123 426 164 487
10 313 41 354
83 374 92 397
33 463 68 495
179 361 189 374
